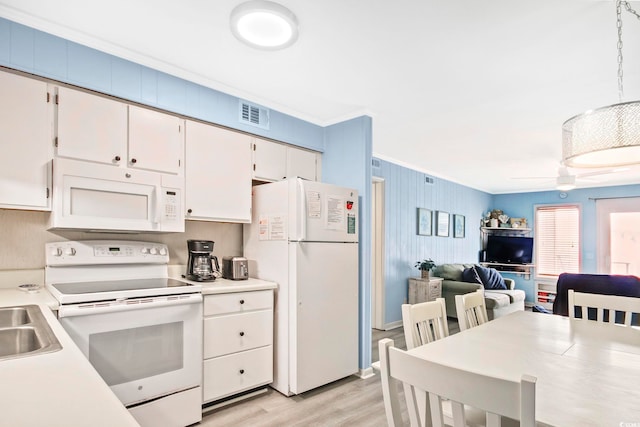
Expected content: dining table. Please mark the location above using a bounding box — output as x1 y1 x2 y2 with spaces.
406 310 640 427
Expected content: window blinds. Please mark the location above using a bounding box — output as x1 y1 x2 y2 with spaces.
535 205 580 276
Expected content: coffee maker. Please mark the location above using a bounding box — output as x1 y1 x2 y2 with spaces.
186 240 220 282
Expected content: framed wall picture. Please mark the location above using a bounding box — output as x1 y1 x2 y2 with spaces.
417 208 432 236
454 214 465 238
436 211 450 237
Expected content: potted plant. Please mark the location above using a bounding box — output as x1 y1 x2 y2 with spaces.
415 259 436 279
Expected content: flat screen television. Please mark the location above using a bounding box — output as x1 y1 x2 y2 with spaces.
485 235 533 264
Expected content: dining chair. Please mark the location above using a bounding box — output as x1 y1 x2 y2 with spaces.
380 338 537 427
568 289 640 326
386 301 488 427
402 298 450 350
455 289 489 332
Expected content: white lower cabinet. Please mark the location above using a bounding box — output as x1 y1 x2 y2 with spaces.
202 290 274 404
203 346 273 402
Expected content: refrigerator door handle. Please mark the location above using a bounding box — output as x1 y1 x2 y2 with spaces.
295 178 307 241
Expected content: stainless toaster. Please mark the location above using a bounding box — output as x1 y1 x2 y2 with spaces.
222 256 249 280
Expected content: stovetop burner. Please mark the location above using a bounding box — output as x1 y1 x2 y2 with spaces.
45 240 202 305
51 278 192 295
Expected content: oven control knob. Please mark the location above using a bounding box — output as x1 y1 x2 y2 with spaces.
51 247 63 257
159 247 167 256
64 247 76 256
150 247 158 255
141 247 150 254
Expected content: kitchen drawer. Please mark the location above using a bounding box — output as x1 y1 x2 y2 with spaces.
204 310 273 358
203 345 273 403
204 290 272 316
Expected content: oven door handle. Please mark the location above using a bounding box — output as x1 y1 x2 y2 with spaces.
57 293 202 318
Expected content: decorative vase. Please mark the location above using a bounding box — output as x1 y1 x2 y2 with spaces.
490 218 499 228
421 270 429 279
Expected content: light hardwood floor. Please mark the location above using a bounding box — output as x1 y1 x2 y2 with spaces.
199 318 461 426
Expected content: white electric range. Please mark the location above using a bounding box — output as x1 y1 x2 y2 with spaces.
45 240 203 427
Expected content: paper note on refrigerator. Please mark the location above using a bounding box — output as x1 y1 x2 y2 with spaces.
326 195 345 230
258 214 286 240
306 190 321 218
258 215 269 240
269 215 286 240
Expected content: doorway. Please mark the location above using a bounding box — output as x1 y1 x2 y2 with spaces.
371 178 385 330
596 197 640 275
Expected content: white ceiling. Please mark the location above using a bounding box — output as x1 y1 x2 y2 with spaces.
2 0 640 194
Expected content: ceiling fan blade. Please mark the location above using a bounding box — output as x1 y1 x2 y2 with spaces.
575 168 627 178
510 176 554 180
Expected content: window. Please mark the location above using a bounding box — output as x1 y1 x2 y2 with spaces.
535 205 580 277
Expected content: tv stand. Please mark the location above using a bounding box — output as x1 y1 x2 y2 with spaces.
480 262 534 278
480 226 534 279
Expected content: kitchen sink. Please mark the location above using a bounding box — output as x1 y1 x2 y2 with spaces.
0 307 31 327
0 305 62 361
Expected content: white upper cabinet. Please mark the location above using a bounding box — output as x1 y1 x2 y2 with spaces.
128 105 184 175
0 72 53 210
287 147 319 181
185 121 252 223
56 89 183 175
56 86 128 166
252 137 287 182
252 138 319 182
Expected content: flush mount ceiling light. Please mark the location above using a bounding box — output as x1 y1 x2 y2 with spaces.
562 0 640 168
230 1 298 50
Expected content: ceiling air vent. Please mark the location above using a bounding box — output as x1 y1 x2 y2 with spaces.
239 100 270 130
425 176 434 184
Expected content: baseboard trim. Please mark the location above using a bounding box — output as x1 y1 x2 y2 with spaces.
357 367 375 379
381 320 403 330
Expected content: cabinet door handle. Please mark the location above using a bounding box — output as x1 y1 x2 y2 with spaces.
239 369 245 374
239 299 245 305
187 209 193 214
114 155 121 162
130 158 137 164
239 331 245 337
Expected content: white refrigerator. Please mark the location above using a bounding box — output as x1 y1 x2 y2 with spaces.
243 178 359 396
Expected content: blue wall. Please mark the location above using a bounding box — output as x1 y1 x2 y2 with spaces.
323 116 373 373
0 17 324 151
493 184 640 302
372 159 493 324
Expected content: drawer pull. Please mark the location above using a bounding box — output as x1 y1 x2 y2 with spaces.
239 299 245 305
239 369 245 374
239 331 245 337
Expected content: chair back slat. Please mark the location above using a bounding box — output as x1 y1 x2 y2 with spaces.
455 289 488 332
568 290 640 327
381 338 537 427
402 298 449 349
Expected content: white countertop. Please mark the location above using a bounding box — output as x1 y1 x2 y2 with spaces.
0 289 139 427
179 276 278 295
0 272 275 427
167 265 278 294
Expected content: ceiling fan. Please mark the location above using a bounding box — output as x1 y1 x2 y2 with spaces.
511 165 627 190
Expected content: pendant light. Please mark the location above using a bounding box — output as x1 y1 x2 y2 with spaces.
562 1 640 168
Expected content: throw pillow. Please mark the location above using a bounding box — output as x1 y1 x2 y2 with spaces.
462 265 507 290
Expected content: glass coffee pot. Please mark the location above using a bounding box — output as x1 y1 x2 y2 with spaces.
186 240 220 282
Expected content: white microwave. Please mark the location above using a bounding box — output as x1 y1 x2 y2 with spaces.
49 158 184 232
